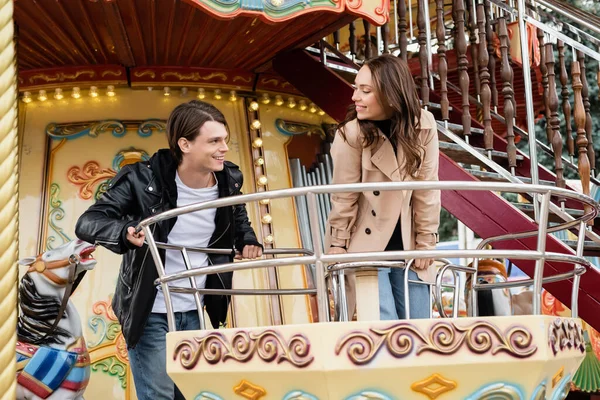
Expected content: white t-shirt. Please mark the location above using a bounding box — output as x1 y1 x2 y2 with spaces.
152 172 219 313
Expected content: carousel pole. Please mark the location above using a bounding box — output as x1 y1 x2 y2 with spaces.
0 0 18 398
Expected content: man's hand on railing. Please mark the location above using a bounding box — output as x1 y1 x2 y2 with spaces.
235 245 263 260
127 226 146 247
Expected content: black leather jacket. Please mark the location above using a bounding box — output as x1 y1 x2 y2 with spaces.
75 149 261 348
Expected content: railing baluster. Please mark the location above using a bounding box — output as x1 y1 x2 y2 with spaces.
577 50 595 175
477 2 493 157
499 17 516 174
349 21 357 61
363 20 372 60
398 0 409 61
382 22 390 54
572 61 591 219
485 1 498 111
467 0 481 99
557 40 574 163
537 29 551 144
333 30 340 50
546 43 565 205
454 0 471 141
418 0 429 106
436 0 449 122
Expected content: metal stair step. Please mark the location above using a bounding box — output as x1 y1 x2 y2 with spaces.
439 141 523 166
562 240 600 258
463 169 555 185
442 121 484 135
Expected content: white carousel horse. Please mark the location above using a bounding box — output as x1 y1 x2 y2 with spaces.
16 239 97 400
466 259 534 316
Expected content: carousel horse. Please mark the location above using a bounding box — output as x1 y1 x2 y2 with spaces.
466 259 534 316
16 239 97 400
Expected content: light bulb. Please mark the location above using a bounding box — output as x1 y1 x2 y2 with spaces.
254 157 264 166
259 199 270 205
197 88 205 99
251 119 261 130
264 235 274 244
261 93 271 104
89 86 98 97
261 214 272 224
22 92 32 103
275 95 284 106
213 89 222 100
229 90 237 102
53 88 63 100
257 175 268 186
71 87 81 99
248 101 259 111
287 97 296 108
309 103 317 113
163 87 171 97
106 85 115 97
252 138 263 148
38 90 47 101
299 100 307 111
318 109 325 116
181 87 188 97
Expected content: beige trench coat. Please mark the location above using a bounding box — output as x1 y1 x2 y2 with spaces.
325 109 441 314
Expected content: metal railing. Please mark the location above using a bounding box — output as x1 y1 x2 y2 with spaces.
137 181 598 332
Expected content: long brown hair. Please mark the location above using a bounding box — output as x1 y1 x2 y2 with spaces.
338 55 423 178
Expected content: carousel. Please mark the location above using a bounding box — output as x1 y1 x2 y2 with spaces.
3 0 600 398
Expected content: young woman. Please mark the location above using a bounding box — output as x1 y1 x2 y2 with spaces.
325 54 441 320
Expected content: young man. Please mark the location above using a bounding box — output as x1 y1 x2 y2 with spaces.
75 100 262 399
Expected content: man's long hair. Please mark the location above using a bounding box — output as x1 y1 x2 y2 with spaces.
167 100 228 164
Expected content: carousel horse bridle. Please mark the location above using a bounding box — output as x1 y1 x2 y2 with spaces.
26 254 80 342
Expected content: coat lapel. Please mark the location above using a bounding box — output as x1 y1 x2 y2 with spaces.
370 137 402 182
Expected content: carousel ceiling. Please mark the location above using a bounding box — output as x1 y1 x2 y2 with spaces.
13 0 376 73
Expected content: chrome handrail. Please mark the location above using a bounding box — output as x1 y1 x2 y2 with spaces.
137 182 598 332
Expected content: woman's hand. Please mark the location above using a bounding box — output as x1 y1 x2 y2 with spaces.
413 258 433 270
327 246 347 255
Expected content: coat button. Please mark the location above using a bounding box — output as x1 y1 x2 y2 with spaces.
148 186 153 192
373 191 380 196
371 210 376 216
365 228 371 234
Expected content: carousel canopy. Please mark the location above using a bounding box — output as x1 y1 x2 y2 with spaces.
13 0 388 92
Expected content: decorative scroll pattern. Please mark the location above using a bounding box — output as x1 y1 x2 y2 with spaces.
548 319 585 356
47 120 126 140
465 382 523 400
173 329 314 369
47 183 71 250
67 162 117 200
345 391 393 400
46 119 167 141
87 298 129 389
335 321 537 365
162 71 228 81
91 357 127 389
275 119 326 139
283 391 319 400
138 119 166 138
183 0 387 25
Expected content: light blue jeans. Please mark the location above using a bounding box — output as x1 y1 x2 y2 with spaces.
378 267 431 320
128 311 200 400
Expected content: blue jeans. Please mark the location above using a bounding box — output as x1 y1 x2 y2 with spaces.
378 267 430 320
128 311 200 400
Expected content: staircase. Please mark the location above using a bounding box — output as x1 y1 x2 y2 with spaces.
273 0 600 331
